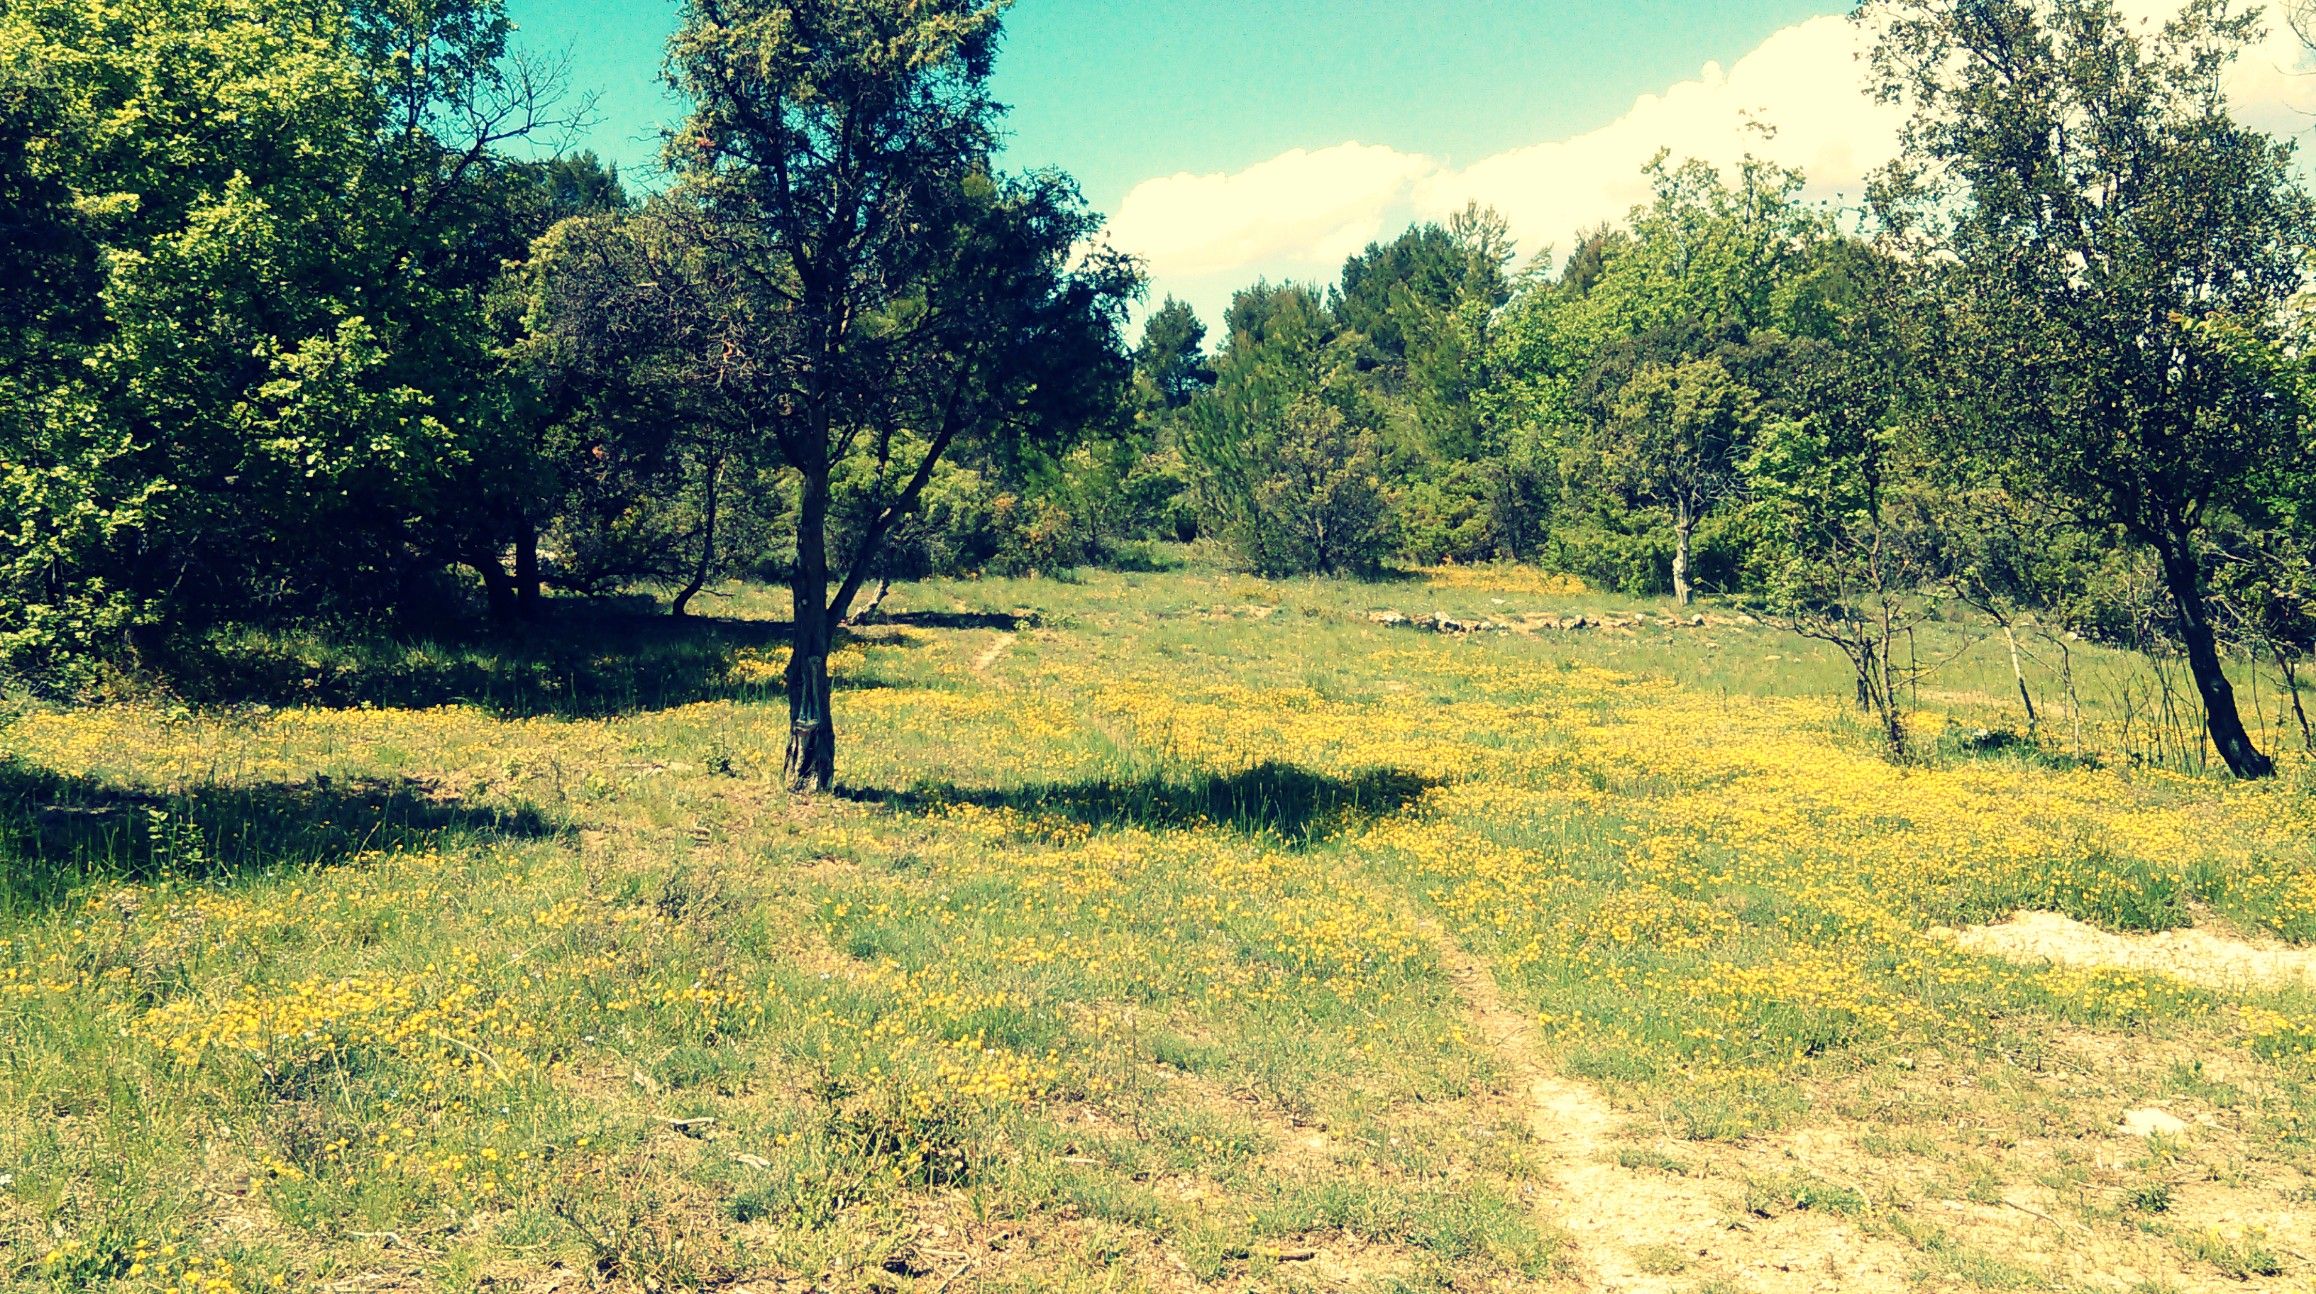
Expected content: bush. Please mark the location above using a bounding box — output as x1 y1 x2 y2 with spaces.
1212 397 1394 577
1394 463 1501 566
1546 506 1748 597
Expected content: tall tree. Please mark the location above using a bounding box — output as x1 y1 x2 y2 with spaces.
1134 298 1213 410
517 199 782 621
1862 0 2316 778
1603 357 1757 605
667 0 1137 791
1185 281 1392 575
0 0 583 679
1489 154 1819 596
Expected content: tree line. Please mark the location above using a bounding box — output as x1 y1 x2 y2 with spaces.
1132 0 2316 780
0 0 1137 791
5 0 2316 788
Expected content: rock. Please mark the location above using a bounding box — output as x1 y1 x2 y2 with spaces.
1690 614 1706 627
2119 1108 2190 1138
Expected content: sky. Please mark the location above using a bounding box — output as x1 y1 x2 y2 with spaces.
506 0 2316 331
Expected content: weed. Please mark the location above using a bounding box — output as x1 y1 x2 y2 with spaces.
2179 1226 2285 1279
6 561 2315 1289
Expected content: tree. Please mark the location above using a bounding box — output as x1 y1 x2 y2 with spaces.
1334 216 1502 381
1185 281 1391 575
1567 153 1819 345
666 0 1138 792
1238 396 1391 577
1134 298 1213 410
0 34 123 681
1487 154 1820 595
1862 0 2316 778
1746 362 1936 759
0 0 585 679
1603 357 1757 605
2198 308 2316 755
1744 268 1939 760
1 0 406 664
519 202 786 620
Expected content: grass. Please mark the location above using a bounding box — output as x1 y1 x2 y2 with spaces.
3 551 2315 1291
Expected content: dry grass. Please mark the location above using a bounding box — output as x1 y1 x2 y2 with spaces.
3 556 2313 1291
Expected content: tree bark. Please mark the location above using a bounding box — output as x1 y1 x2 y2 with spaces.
514 525 542 622
2281 653 2313 754
2003 620 2038 738
476 550 518 627
671 455 723 619
2156 536 2273 779
785 465 837 794
1671 502 1694 607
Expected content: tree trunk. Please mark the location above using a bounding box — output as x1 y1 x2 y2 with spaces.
2003 620 2038 738
786 466 836 794
2281 653 2312 754
1671 503 1694 607
476 551 518 626
671 455 723 619
514 525 542 622
1846 637 1907 760
1871 629 1908 760
2156 536 2273 779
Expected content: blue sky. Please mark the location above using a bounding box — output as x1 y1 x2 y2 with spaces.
509 1 1845 202
504 1 2315 327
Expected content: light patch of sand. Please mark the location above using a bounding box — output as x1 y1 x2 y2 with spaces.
1424 922 1917 1294
971 633 1015 672
1949 911 2316 991
2118 1107 2192 1138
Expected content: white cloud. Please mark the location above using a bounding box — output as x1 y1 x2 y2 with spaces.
1423 18 1901 258
1108 142 1436 280
1109 8 2316 331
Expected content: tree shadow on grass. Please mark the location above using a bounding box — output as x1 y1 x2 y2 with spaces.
870 610 1035 633
849 760 1433 847
164 604 1004 720
0 759 560 913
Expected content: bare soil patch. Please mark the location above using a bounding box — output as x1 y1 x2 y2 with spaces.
1423 923 1919 1293
1950 911 2316 990
971 633 1015 672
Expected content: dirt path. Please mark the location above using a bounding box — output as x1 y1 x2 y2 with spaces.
1424 922 1918 1293
972 633 1015 673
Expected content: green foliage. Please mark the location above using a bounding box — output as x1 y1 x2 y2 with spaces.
1232 395 1393 578
1742 316 1938 754
1483 154 1830 596
661 0 1140 786
1184 285 1392 576
1179 211 1538 572
0 0 597 681
1863 0 2316 777
1134 297 1214 411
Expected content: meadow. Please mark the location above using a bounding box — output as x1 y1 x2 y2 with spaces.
4 555 2315 1293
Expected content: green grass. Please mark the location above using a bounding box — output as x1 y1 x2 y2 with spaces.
3 551 2314 1292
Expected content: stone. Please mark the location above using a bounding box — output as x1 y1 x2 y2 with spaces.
2119 1108 2190 1138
